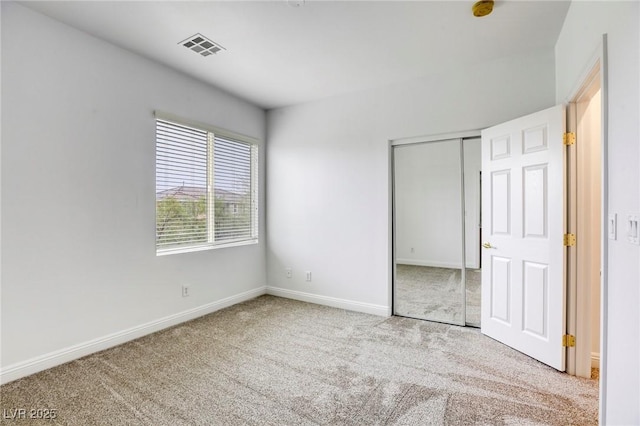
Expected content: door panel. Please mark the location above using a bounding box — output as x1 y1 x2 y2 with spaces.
523 165 547 238
490 135 511 160
490 256 511 323
481 105 565 371
522 261 548 338
491 170 511 235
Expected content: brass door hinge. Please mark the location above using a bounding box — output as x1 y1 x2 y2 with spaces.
563 132 576 146
564 233 576 247
562 334 576 347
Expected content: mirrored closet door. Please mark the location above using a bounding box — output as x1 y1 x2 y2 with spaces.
393 137 481 327
462 138 481 327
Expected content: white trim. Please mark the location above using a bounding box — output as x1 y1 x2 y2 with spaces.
591 352 601 369
391 130 481 147
563 35 608 424
157 239 259 256
0 286 267 385
598 34 609 425
572 64 603 379
562 44 604 105
388 141 395 317
266 286 388 317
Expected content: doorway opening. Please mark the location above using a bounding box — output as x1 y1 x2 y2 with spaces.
567 62 603 381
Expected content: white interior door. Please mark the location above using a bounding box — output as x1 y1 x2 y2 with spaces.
481 105 566 371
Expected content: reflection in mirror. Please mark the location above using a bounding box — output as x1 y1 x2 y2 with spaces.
463 138 482 327
393 139 465 325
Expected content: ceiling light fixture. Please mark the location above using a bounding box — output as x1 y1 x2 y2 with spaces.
472 0 494 17
179 33 225 57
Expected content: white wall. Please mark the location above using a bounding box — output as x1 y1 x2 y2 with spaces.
1 3 266 381
395 140 463 269
555 2 639 423
266 48 556 312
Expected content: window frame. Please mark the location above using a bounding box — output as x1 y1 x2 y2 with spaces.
155 111 259 256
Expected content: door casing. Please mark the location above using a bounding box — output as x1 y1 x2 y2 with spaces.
564 40 609 426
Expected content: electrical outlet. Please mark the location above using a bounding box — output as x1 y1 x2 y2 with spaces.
182 285 190 297
286 268 292 278
305 271 312 282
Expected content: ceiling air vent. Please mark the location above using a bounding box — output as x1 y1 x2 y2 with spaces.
179 33 225 57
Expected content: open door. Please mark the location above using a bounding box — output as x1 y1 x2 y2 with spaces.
481 105 566 371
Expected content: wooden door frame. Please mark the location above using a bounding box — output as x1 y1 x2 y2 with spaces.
568 63 602 380
564 35 608 424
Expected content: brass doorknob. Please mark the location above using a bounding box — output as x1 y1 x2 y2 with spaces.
482 242 494 249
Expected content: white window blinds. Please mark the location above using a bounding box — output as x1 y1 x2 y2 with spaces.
155 117 258 254
214 137 257 242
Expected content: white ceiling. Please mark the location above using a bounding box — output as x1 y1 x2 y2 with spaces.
23 1 571 110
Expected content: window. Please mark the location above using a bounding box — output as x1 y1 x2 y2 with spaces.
155 114 258 255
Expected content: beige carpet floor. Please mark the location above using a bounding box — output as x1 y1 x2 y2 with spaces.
0 295 598 425
395 265 481 326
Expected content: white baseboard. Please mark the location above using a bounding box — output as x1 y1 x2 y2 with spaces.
0 286 267 385
591 352 600 368
266 286 389 317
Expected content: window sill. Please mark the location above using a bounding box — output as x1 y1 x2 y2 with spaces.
156 239 258 256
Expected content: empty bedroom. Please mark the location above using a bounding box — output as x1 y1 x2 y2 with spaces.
1 1 638 425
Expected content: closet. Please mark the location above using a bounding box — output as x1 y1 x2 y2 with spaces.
392 136 481 327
